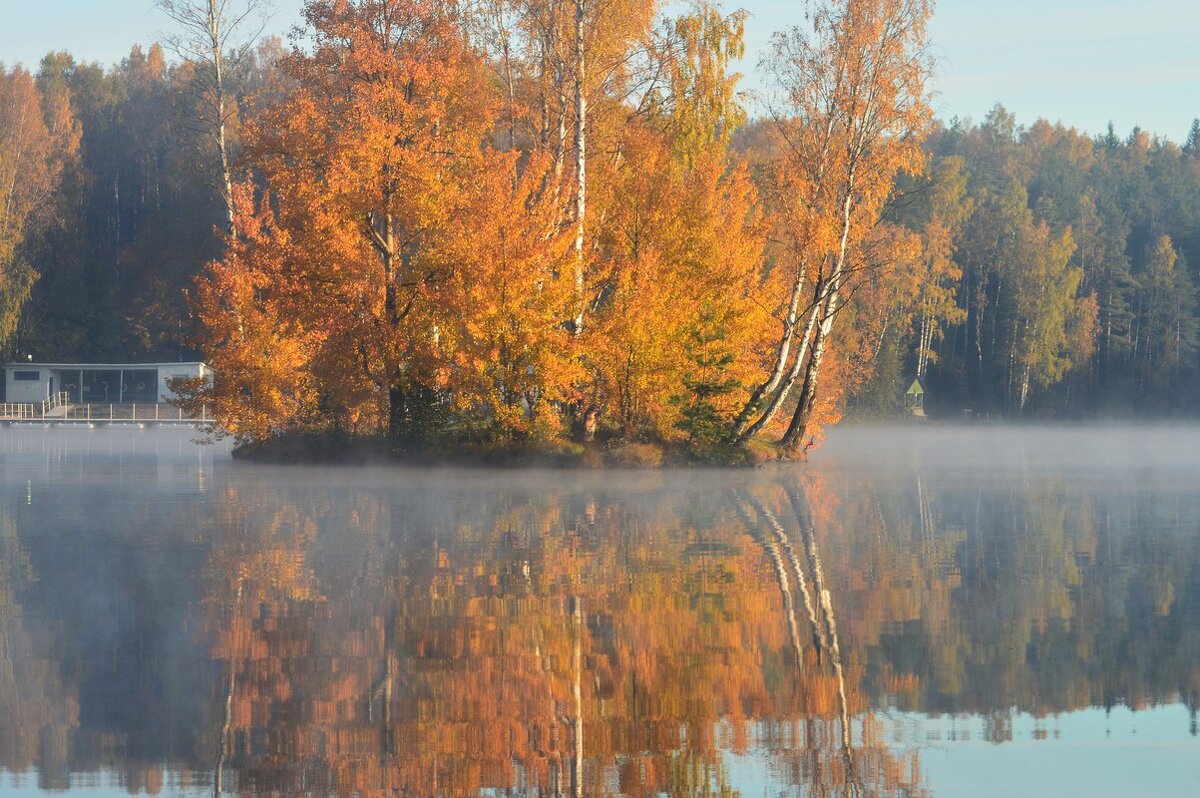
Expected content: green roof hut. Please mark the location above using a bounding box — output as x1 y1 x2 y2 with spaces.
905 378 925 416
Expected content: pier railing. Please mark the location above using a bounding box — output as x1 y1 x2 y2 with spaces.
0 391 70 420
1 396 208 424
0 401 36 419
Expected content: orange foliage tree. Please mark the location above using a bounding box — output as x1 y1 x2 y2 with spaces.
731 0 934 452
187 0 575 444
183 0 937 458
0 66 64 353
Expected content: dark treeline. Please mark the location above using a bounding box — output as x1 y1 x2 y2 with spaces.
0 40 285 362
5 20 1200 428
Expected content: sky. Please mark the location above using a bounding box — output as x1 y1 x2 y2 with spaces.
2 0 1199 140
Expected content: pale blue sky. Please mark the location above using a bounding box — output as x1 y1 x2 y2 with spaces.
2 0 1199 140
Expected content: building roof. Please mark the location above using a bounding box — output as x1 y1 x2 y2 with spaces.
5 362 207 370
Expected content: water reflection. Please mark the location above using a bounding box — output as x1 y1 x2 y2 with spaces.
1 427 1198 796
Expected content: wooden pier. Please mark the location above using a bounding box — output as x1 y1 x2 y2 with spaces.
0 391 208 426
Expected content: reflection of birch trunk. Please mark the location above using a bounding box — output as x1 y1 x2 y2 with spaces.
762 497 826 664
917 474 932 541
214 664 233 798
384 651 394 745
365 609 397 796
773 514 823 661
787 491 831 657
817 587 851 751
522 560 562 793
761 522 805 667
571 596 583 798
734 493 807 669
786 486 858 790
214 578 243 798
802 717 827 798
799 524 846 742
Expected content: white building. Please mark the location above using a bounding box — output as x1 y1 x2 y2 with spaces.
3 362 209 404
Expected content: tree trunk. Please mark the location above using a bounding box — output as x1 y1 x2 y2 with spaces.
570 595 583 798
501 29 517 153
779 163 855 451
388 383 406 440
728 263 807 441
916 310 930 380
571 0 587 335
737 283 824 444
780 294 837 451
730 102 844 444
207 0 235 234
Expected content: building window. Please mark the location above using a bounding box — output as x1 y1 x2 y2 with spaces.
12 371 40 381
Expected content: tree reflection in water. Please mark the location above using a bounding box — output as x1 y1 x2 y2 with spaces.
191 476 924 797
1 452 1198 796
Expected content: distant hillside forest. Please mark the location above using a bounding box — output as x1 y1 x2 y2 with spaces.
3 0 1200 456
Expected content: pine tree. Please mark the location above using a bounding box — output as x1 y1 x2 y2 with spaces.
674 303 740 459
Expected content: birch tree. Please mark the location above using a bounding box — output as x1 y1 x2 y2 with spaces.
730 0 933 451
155 0 271 233
912 155 970 380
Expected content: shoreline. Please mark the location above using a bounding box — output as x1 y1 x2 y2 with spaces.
230 431 786 469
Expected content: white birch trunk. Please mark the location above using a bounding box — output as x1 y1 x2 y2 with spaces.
728 265 806 441
781 290 838 450
570 0 587 335
206 0 235 233
780 169 856 450
571 596 583 798
737 284 825 444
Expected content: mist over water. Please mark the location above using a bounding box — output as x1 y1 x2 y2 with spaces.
0 425 1197 796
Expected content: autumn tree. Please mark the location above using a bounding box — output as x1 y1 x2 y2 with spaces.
945 176 1096 413
183 0 580 444
1009 220 1092 411
441 154 579 443
729 0 934 450
0 67 58 355
583 4 769 444
1134 234 1197 390
909 155 970 380
1073 192 1135 387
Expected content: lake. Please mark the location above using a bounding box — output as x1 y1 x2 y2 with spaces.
1 424 1197 796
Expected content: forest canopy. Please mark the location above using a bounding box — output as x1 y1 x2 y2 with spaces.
3 0 1200 458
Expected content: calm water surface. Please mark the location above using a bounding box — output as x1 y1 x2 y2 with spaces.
0 424 1197 797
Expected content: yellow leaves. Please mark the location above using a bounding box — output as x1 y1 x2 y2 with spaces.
583 126 768 439
183 0 937 452
0 65 64 348
183 185 323 442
